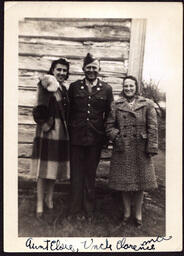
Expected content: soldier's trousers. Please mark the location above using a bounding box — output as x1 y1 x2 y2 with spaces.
69 145 102 216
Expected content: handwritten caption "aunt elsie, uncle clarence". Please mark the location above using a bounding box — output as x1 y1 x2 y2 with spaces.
25 235 172 252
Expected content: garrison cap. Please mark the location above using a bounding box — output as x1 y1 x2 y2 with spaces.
83 53 99 69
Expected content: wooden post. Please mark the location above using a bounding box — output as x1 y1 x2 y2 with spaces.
128 19 147 91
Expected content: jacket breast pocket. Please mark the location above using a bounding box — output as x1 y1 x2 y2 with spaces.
93 95 107 110
73 94 86 110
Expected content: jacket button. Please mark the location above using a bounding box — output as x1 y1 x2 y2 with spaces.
87 118 89 121
88 111 90 114
88 96 91 99
123 135 127 137
88 104 90 107
123 116 126 118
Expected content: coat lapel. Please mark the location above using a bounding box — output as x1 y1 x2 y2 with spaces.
116 97 134 114
116 96 147 115
79 79 89 95
82 78 103 96
133 96 147 110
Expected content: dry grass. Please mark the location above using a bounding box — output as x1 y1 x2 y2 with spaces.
18 150 165 237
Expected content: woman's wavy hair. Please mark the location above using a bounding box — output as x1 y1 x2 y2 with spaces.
48 58 70 80
121 75 139 96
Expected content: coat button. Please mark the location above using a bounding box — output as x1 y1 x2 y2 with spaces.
87 118 89 121
88 96 91 99
88 104 90 107
123 115 126 118
133 134 136 137
88 111 90 114
123 135 127 137
124 125 126 128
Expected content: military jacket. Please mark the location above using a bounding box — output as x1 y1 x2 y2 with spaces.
68 78 113 146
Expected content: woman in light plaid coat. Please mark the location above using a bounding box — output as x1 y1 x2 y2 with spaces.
105 75 158 228
32 58 70 219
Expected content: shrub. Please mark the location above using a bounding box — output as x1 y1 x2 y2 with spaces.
140 79 166 150
141 79 166 118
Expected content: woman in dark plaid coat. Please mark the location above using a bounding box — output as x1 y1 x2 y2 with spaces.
105 75 158 228
32 58 70 219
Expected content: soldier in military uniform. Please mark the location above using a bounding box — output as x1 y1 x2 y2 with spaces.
68 53 113 220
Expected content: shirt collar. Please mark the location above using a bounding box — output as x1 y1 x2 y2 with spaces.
85 78 98 87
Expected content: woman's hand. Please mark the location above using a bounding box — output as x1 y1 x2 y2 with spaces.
41 117 54 132
41 74 60 92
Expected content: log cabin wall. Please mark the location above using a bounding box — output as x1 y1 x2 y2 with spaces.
18 18 145 178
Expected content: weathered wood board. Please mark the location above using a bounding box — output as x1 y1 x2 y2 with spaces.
19 89 37 107
18 143 112 160
18 106 34 124
19 56 127 74
19 19 131 40
19 143 33 158
22 18 131 27
18 18 131 177
18 124 36 143
19 40 129 60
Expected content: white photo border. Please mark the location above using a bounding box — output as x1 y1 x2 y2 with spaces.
4 1 183 253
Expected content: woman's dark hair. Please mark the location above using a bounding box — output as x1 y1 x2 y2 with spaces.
48 58 70 80
121 75 139 96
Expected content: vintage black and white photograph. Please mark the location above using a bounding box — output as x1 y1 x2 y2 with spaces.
4 1 182 253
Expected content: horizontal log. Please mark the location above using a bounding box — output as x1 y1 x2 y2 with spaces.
18 69 125 87
19 68 125 80
18 142 112 159
18 124 35 143
19 37 129 48
19 41 129 60
18 157 110 177
19 52 127 62
19 19 130 39
19 56 127 74
23 18 131 27
19 143 33 158
18 158 32 174
19 35 130 43
19 89 37 107
18 106 35 125
18 70 84 89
